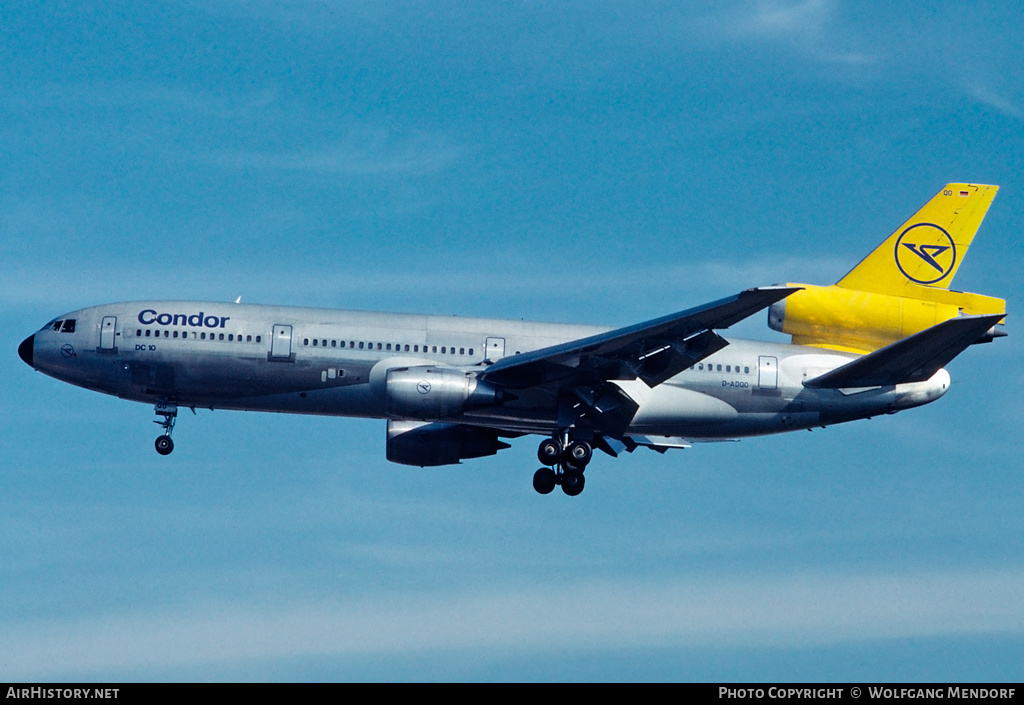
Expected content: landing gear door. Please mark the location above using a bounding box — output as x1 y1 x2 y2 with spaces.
485 337 505 362
99 316 117 351
758 355 778 390
271 324 293 359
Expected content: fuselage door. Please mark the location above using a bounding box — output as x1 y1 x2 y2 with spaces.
271 324 293 359
758 355 778 390
484 337 505 362
99 316 117 350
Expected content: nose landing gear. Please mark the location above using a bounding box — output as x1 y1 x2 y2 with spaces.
534 435 593 496
153 402 177 456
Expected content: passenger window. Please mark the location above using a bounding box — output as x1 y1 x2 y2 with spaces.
404 345 410 352
377 343 382 350
340 341 345 348
359 342 364 349
432 346 437 353
200 332 206 340
460 348 465 355
145 330 151 337
717 364 722 372
313 339 318 346
386 344 392 351
247 335 252 342
726 365 731 372
229 334 234 342
698 363 703 370
331 340 336 348
469 348 474 356
744 366 749 373
256 336 261 343
304 338 309 346
218 333 224 341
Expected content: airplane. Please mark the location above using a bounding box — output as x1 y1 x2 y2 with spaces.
18 183 1006 496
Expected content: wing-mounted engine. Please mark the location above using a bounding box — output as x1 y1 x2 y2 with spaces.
386 419 511 466
385 366 504 421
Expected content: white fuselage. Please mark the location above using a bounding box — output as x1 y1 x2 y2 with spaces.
23 300 950 441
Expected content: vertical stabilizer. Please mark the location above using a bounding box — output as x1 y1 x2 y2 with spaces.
836 183 998 295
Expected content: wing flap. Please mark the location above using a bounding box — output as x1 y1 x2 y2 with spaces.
804 313 1004 389
625 435 692 452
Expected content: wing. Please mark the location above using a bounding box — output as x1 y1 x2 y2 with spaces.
480 286 799 390
804 313 1004 389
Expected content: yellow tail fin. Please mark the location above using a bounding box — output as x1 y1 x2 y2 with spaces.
836 183 998 295
768 183 1005 353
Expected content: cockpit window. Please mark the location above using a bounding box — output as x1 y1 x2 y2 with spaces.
42 319 76 333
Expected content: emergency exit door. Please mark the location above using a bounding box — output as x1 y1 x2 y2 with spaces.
485 337 505 362
99 316 117 350
271 324 293 359
758 355 778 390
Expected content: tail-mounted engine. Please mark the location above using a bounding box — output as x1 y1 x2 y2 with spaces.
385 366 503 421
768 283 1005 353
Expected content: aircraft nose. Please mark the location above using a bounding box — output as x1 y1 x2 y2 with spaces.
18 334 34 367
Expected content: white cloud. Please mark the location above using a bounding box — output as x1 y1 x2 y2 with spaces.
3 567 1022 678
207 131 467 176
729 0 832 40
961 83 1024 120
692 0 874 66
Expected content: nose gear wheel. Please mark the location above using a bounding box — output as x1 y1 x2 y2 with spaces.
153 402 178 456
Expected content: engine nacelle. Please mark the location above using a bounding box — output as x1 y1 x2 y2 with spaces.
769 283 1004 353
385 366 503 421
386 419 511 467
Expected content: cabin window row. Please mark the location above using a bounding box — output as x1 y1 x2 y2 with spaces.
301 338 474 356
691 363 751 374
135 329 262 343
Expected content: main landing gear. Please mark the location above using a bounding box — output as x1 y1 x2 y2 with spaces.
533 436 593 497
153 402 177 456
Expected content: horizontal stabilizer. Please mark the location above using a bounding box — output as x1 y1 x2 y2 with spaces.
804 314 1004 389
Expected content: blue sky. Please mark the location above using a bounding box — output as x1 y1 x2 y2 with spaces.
2 0 1023 682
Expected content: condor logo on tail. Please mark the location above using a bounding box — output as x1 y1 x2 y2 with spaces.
895 223 956 284
836 183 997 294
768 183 1006 354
